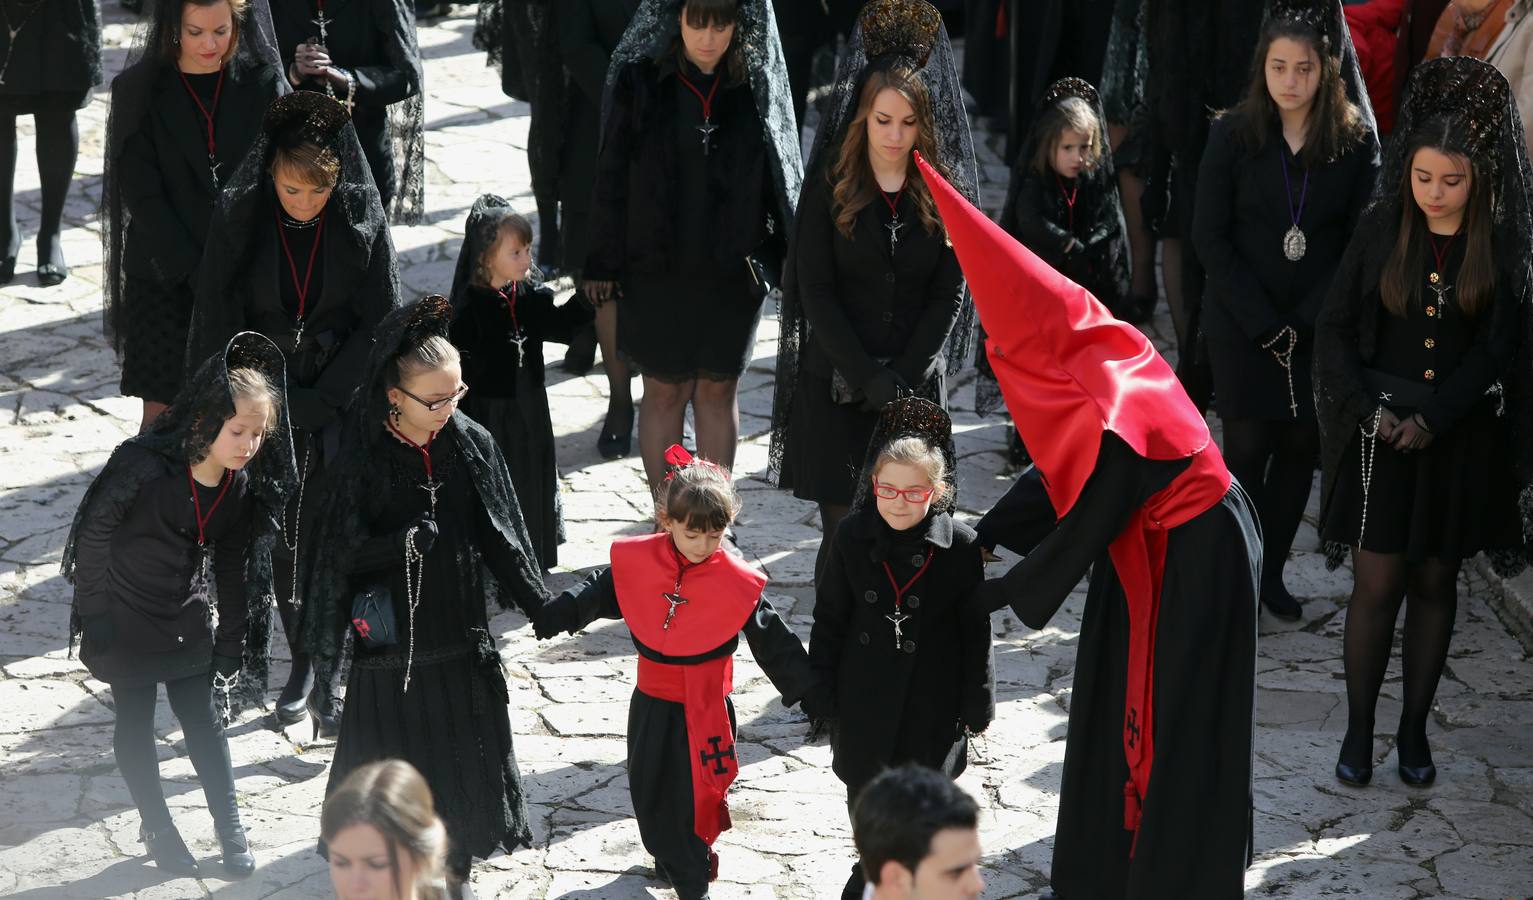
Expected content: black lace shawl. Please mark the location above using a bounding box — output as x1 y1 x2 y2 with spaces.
299 297 550 667
766 0 977 482
1313 57 1533 568
447 193 547 311
62 333 298 703
379 0 426 225
100 0 283 353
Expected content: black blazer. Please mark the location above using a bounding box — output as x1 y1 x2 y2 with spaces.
117 62 287 289
809 507 995 788
794 176 965 390
1193 112 1378 348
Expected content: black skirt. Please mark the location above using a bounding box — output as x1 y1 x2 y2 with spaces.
329 647 533 870
119 275 193 404
618 268 763 382
1323 404 1521 559
0 88 89 115
1205 334 1314 421
461 393 563 570
780 370 947 507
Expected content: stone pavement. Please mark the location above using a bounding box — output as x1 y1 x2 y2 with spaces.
1 8 1531 899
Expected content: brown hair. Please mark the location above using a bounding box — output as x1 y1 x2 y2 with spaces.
161 0 247 65
226 366 280 430
655 456 741 533
830 67 945 241
1029 96 1103 177
1226 16 1368 167
474 213 534 288
271 141 342 189
1380 115 1495 319
389 335 462 389
873 436 949 501
321 760 448 899
669 0 746 85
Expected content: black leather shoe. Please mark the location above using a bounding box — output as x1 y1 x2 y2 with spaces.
1399 762 1436 786
218 826 256 877
36 240 67 286
1334 760 1372 787
141 823 200 876
1260 582 1303 621
596 407 634 460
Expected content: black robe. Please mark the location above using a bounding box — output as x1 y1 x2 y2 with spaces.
1000 0 1119 156
1004 166 1131 317
0 0 100 112
810 506 994 796
113 62 288 403
271 0 422 208
540 566 815 899
976 433 1261 900
451 282 593 569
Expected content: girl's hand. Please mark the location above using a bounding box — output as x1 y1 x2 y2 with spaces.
584 280 618 306
294 41 331 78
1372 407 1401 442
1391 414 1434 452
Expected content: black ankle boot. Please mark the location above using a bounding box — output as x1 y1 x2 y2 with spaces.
140 822 199 875
274 658 313 726
217 824 256 877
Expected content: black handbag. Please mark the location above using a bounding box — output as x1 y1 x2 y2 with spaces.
1363 368 1434 412
350 584 398 649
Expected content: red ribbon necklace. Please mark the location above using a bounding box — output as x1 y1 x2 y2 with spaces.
387 420 442 514
1056 174 1080 230
499 282 526 367
186 466 234 548
880 183 906 251
676 69 721 155
880 547 932 650
661 538 696 630
1427 230 1459 318
275 206 327 345
177 65 227 190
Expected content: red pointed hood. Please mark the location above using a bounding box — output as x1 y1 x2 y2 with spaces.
913 151 1224 516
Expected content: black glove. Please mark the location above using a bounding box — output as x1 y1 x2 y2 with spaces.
531 606 562 641
859 368 908 413
212 653 242 679
969 576 1010 616
404 515 438 555
81 613 115 651
286 387 336 432
799 683 837 723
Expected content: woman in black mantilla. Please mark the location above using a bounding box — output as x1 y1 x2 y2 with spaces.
770 0 976 580
1315 57 1533 789
449 194 593 570
0 0 99 286
302 295 551 887
272 0 424 223
586 0 802 489
186 89 402 733
1193 0 1379 621
104 0 286 429
64 333 297 879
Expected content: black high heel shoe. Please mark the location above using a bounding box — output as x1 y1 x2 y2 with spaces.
35 239 67 287
1334 759 1372 787
217 825 256 877
596 407 634 460
140 823 200 876
273 696 308 726
1260 580 1303 621
1397 733 1437 786
306 690 340 741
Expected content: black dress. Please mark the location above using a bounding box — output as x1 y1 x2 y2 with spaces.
451 282 593 569
271 0 422 210
1006 167 1131 315
72 445 254 688
810 507 994 796
977 434 1261 899
1320 240 1523 558
1000 0 1119 155
1192 114 1379 420
780 177 965 505
0 0 99 114
328 426 538 871
587 56 777 382
114 63 287 403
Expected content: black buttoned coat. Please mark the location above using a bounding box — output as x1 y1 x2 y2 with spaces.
809 506 995 795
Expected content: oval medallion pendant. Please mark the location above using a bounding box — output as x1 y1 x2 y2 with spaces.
1282 224 1307 262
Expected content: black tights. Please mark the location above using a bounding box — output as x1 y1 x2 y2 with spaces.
0 110 80 259
816 503 851 586
1340 550 1460 769
112 674 241 835
1221 417 1319 594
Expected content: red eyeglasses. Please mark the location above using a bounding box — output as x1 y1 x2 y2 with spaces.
871 479 936 503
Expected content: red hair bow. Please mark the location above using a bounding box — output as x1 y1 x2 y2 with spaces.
663 444 724 480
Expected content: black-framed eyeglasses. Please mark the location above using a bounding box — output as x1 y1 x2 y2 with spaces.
397 384 469 412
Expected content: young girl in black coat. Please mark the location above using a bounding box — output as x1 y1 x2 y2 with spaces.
808 397 994 900
449 194 593 570
63 333 297 879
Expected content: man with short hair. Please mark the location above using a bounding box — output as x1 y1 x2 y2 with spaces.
852 765 986 900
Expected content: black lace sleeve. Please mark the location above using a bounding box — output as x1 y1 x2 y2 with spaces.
1011 170 1074 258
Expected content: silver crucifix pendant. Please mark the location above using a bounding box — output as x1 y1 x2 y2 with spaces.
662 592 689 630
209 154 221 192
886 217 903 253
886 611 910 649
420 480 441 516
510 333 526 368
294 318 305 349
313 12 331 42
697 119 717 155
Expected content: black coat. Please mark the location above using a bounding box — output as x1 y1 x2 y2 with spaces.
586 56 779 282
810 506 994 792
1006 167 1129 313
72 444 254 687
451 283 593 398
794 176 965 391
0 0 100 107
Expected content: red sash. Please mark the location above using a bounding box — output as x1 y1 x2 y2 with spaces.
612 534 765 845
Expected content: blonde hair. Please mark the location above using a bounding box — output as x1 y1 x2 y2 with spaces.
225 366 279 429
874 436 948 500
1030 96 1103 177
389 335 461 389
321 760 448 899
654 456 742 533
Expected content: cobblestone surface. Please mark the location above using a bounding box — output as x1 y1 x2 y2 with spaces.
1 8 1531 899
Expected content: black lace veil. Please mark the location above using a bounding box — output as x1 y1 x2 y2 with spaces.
100 0 283 353
849 396 958 514
447 193 546 311
1266 0 1381 149
1314 57 1533 566
767 0 977 482
382 0 426 226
